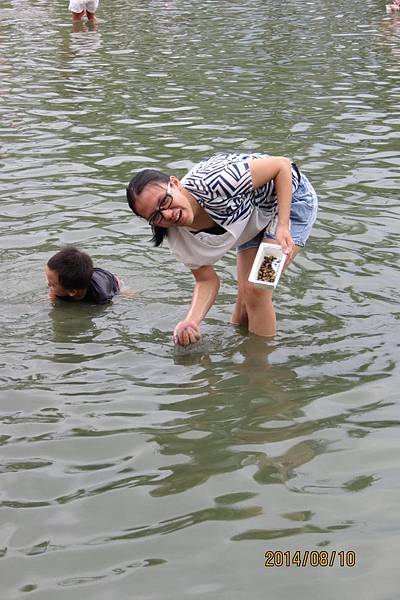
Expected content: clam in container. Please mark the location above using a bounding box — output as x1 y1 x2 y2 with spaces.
248 242 286 289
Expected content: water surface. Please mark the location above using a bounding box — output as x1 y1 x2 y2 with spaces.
0 0 399 598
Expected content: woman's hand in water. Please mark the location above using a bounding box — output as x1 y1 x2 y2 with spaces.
173 319 201 346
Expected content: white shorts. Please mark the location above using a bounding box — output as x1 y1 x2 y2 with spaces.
69 0 99 13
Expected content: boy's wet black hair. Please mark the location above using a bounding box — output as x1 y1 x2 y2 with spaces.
47 246 94 290
126 169 169 247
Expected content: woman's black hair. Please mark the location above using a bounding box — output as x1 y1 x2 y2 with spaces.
126 169 169 247
150 225 168 247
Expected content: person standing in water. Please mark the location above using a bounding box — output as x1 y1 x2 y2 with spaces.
68 0 99 24
126 152 318 346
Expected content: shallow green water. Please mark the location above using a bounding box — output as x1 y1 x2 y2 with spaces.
0 0 399 598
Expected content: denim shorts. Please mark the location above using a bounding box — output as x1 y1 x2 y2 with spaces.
238 173 318 252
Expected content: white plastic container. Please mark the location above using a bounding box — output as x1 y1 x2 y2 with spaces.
248 242 286 289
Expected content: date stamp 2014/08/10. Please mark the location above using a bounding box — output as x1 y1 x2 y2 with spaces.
264 550 356 568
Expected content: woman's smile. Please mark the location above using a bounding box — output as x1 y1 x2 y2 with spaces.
157 206 186 227
162 207 180 223
173 209 182 224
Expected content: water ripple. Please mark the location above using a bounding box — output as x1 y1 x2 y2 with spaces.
1 1 400 598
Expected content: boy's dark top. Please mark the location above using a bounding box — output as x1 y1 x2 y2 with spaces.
60 268 120 304
85 268 120 304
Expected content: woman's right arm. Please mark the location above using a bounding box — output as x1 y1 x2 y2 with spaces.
173 265 220 346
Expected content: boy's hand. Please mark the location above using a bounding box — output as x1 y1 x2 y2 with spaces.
48 289 57 302
120 289 137 299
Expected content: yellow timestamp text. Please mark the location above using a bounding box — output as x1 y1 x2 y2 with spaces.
264 550 356 568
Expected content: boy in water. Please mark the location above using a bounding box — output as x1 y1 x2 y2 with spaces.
46 246 120 304
69 0 99 23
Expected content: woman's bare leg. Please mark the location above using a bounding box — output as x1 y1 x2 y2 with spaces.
231 241 301 337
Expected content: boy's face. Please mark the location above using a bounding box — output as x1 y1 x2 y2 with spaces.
46 266 71 300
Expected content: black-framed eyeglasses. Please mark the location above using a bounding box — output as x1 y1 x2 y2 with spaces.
148 180 172 226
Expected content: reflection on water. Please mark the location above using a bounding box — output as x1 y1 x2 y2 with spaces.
69 29 101 51
0 0 399 598
48 302 108 343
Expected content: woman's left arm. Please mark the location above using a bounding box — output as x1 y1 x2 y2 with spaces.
248 156 294 257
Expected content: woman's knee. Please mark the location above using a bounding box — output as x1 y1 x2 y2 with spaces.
240 281 272 310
